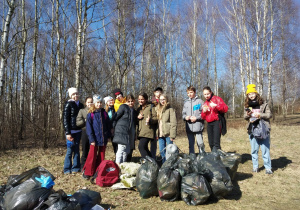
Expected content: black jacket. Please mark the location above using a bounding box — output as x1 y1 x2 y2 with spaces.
63 100 84 135
112 104 132 145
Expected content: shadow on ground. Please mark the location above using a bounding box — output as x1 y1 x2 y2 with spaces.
224 172 253 201
271 156 292 172
241 153 252 164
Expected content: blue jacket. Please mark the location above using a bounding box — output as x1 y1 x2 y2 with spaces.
86 108 112 146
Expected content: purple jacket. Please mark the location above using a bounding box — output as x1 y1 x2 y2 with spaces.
86 108 112 146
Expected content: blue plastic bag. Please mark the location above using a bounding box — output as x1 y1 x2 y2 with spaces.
35 175 55 189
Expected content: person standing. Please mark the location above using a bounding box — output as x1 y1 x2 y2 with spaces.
104 96 117 154
113 88 126 112
82 94 112 179
150 87 163 158
76 96 93 170
182 86 205 154
63 87 84 174
244 84 273 174
125 95 137 162
137 93 158 158
201 86 228 152
157 94 177 163
113 95 136 164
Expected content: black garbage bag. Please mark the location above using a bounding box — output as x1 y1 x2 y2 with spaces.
3 177 53 210
37 189 80 210
5 167 55 191
157 167 181 202
0 185 6 209
160 153 180 169
161 153 193 177
136 156 159 198
197 153 233 198
176 154 193 177
72 189 101 210
181 173 212 205
217 150 242 180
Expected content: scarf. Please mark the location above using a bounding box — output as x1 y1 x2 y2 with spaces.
248 100 260 109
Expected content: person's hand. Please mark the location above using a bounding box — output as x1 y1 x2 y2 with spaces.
185 116 190 121
138 113 144 119
246 110 252 116
210 102 217 108
254 113 260 118
190 116 197 123
145 115 150 124
203 106 209 112
170 138 174 141
111 128 114 135
91 142 95 146
66 134 73 141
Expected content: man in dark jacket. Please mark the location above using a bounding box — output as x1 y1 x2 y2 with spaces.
63 87 84 174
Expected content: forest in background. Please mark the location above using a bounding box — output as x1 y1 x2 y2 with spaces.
0 0 299 149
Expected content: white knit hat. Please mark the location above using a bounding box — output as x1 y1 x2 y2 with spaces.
93 94 102 103
104 96 113 105
68 87 78 98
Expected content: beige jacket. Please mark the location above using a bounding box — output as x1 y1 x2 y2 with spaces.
76 107 89 130
157 104 177 139
244 102 272 130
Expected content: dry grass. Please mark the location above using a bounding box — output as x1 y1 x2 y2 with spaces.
1 117 300 209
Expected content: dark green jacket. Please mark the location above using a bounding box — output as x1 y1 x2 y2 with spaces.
137 103 158 139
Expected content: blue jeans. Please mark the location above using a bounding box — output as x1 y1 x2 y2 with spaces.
249 135 271 170
158 137 173 163
64 132 81 174
186 131 203 154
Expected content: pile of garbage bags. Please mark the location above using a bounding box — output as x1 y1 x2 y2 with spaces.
135 150 241 206
0 166 101 210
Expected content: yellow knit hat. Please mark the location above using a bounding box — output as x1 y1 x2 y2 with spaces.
246 84 258 95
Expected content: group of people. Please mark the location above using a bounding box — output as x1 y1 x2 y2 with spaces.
63 83 273 179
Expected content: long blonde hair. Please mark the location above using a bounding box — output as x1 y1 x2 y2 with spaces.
157 94 169 120
88 104 101 113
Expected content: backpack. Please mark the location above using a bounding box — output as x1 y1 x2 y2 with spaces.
91 160 120 187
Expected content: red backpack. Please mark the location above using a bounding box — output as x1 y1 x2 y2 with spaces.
91 160 120 187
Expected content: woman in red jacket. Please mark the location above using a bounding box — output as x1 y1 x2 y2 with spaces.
201 86 228 151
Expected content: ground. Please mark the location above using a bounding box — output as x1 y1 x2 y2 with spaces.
1 115 300 209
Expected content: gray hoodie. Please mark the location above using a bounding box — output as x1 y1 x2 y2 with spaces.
182 96 204 133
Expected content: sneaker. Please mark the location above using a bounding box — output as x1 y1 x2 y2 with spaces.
82 173 91 180
252 168 258 173
265 169 273 174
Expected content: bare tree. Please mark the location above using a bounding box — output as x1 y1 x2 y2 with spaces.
0 0 16 96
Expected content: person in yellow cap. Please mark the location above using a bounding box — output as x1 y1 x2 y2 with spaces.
244 84 273 174
113 88 126 112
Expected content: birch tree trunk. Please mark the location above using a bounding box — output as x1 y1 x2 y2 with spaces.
19 0 27 140
280 1 287 119
230 31 235 118
56 0 63 138
255 0 261 93
0 0 16 96
267 0 274 120
31 0 38 135
192 0 197 84
139 0 150 91
205 0 209 85
75 0 83 89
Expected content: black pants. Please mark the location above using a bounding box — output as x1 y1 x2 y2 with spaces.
127 149 134 162
138 137 153 158
207 120 221 151
80 129 90 169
